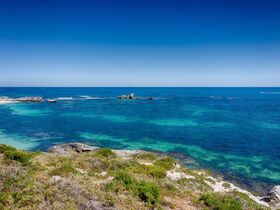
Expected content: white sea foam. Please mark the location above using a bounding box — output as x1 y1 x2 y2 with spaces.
55 97 74 100
260 92 280 94
0 100 17 104
79 95 102 100
0 97 17 104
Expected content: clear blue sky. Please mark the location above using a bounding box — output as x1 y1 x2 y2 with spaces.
0 0 279 87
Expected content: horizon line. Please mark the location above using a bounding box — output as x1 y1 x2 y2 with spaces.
0 86 280 88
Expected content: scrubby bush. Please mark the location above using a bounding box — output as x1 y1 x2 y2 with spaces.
154 157 174 170
222 182 231 188
96 148 116 158
3 150 32 166
115 170 136 189
200 193 242 210
0 192 10 206
147 165 166 179
130 164 167 179
0 144 33 166
137 181 160 205
49 163 78 176
0 144 17 153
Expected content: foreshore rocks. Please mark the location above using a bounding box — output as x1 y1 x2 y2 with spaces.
48 142 100 155
262 185 280 209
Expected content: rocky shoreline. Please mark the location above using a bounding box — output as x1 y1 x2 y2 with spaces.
0 142 279 209
47 143 280 210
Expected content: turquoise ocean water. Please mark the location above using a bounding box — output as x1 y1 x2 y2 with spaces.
0 87 279 192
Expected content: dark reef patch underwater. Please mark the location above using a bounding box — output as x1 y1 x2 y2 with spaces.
0 87 279 193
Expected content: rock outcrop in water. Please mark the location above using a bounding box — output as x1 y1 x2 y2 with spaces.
46 99 56 103
117 93 137 99
16 96 44 102
0 96 57 103
116 93 155 100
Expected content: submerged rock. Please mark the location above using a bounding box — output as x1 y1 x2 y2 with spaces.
46 99 56 103
48 142 99 155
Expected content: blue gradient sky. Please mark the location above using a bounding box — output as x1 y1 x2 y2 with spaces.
0 0 280 86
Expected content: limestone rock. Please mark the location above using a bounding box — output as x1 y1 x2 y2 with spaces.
116 93 137 99
48 142 99 155
266 185 280 209
113 149 143 159
16 96 44 102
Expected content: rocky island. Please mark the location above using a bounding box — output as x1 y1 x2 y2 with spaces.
117 93 154 100
0 143 278 210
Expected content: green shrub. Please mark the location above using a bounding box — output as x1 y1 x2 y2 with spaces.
200 193 242 210
3 150 32 166
130 164 166 179
137 181 160 205
49 163 78 176
114 170 136 189
0 192 10 205
0 144 17 153
0 144 35 166
96 148 116 158
107 170 138 193
147 166 166 178
154 157 174 170
222 182 231 188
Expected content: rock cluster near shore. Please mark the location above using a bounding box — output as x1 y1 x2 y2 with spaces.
16 97 44 102
48 142 100 155
0 96 56 103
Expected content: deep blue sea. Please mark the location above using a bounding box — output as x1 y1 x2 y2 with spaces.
0 87 280 192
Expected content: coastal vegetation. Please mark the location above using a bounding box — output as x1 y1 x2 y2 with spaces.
0 143 274 209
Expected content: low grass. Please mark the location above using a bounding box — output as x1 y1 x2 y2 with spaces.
96 148 116 158
154 157 175 170
0 144 269 210
133 152 156 161
222 182 231 188
49 162 78 176
137 181 160 205
130 163 167 179
200 193 242 210
108 169 161 207
0 144 35 166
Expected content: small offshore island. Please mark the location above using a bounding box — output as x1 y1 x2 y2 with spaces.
0 142 279 210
